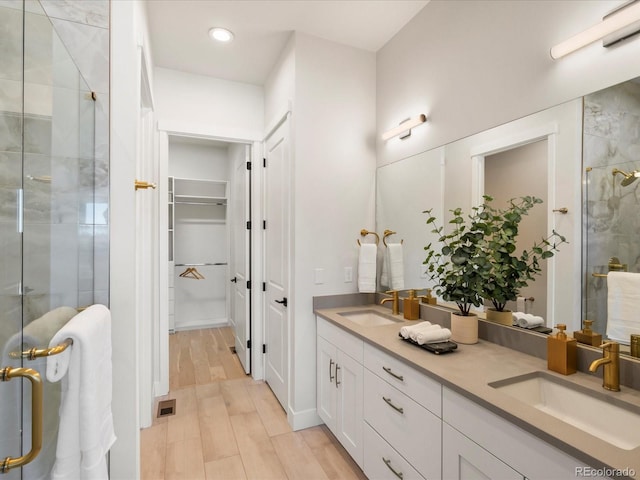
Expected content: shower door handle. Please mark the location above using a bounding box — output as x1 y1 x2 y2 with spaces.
0 367 43 473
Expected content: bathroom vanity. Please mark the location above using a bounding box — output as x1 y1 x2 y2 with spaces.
315 301 640 480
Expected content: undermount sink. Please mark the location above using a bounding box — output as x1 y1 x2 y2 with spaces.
338 309 402 327
489 371 640 450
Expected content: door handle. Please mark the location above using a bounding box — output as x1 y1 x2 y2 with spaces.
329 359 335 383
230 277 238 283
335 364 341 388
1 367 43 473
275 297 288 307
134 179 157 190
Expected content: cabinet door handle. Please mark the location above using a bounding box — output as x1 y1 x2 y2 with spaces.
329 359 335 383
383 457 404 479
382 396 404 414
335 364 341 388
382 366 404 381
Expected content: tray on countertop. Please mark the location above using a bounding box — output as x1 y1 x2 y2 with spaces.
398 333 458 354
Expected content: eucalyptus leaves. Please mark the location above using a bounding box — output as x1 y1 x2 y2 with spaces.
423 195 567 316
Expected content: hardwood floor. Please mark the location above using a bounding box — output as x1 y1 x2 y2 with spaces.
140 327 367 480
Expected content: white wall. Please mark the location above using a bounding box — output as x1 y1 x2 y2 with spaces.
265 32 377 429
377 0 640 167
154 67 264 141
168 140 230 179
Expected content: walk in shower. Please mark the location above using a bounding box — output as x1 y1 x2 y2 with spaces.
0 1 109 477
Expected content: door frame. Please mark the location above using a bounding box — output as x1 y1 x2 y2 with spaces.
156 125 263 384
469 123 559 326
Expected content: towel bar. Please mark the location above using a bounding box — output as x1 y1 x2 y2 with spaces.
357 228 379 246
9 338 73 361
382 229 404 247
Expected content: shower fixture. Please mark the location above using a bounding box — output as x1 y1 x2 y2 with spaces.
612 168 640 186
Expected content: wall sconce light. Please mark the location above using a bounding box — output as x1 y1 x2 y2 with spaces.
550 0 640 59
382 114 427 141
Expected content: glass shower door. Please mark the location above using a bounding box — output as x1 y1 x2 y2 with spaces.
1 1 97 477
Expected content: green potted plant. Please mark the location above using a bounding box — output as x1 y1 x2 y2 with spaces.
477 195 567 325
423 204 490 344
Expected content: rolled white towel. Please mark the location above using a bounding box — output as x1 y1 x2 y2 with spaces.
516 313 544 329
416 327 452 345
409 324 442 342
399 321 432 340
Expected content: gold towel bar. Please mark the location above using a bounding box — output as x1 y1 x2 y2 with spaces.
357 229 379 246
10 338 73 361
382 229 404 247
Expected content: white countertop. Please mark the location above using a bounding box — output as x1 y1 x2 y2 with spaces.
315 304 640 478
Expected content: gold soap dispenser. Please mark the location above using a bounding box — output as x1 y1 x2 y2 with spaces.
547 324 577 375
421 288 437 305
403 289 421 320
573 320 602 347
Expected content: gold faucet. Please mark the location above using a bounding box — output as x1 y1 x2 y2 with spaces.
589 342 620 391
380 290 400 315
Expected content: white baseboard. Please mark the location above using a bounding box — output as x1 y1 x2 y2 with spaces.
288 406 323 431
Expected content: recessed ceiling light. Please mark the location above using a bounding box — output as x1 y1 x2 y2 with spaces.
209 27 234 43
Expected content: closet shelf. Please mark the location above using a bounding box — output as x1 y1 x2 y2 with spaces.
175 262 228 266
174 194 227 205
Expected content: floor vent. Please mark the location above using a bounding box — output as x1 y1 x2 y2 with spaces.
229 346 236 354
157 399 176 418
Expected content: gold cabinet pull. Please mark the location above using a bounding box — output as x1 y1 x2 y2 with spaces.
135 180 157 190
0 367 43 473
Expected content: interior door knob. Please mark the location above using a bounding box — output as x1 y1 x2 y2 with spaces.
275 297 288 307
230 277 238 283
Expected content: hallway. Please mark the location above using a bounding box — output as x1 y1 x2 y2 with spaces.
140 327 366 479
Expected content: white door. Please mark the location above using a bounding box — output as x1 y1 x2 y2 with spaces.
135 50 159 429
263 118 290 410
231 144 251 373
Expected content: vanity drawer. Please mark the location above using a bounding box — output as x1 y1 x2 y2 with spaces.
364 342 441 416
364 422 426 480
364 369 441 479
317 317 363 363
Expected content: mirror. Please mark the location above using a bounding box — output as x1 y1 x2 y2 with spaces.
376 77 640 358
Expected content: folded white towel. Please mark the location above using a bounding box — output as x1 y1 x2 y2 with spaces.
606 271 640 345
400 321 437 340
416 327 452 345
387 243 405 290
46 304 116 480
0 306 78 480
512 312 544 329
358 243 377 293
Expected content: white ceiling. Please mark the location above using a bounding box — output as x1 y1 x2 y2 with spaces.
145 0 429 86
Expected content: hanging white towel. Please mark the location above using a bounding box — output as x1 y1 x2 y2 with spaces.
0 306 78 480
358 243 377 293
387 243 405 290
46 304 116 480
380 249 389 288
606 271 640 344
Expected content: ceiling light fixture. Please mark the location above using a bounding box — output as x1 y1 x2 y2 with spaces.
382 114 427 141
209 27 234 43
550 0 640 59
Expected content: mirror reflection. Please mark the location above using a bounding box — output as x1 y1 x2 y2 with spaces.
376 77 640 358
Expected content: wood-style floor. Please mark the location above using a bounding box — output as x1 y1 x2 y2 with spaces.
140 327 367 480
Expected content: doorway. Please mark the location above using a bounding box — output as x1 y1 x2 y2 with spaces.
163 135 252 375
484 139 549 316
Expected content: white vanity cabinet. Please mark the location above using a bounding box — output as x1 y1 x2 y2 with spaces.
363 343 442 480
442 387 606 480
443 422 522 479
316 317 364 468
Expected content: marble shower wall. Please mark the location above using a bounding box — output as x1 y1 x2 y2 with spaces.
583 79 640 336
0 0 109 332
